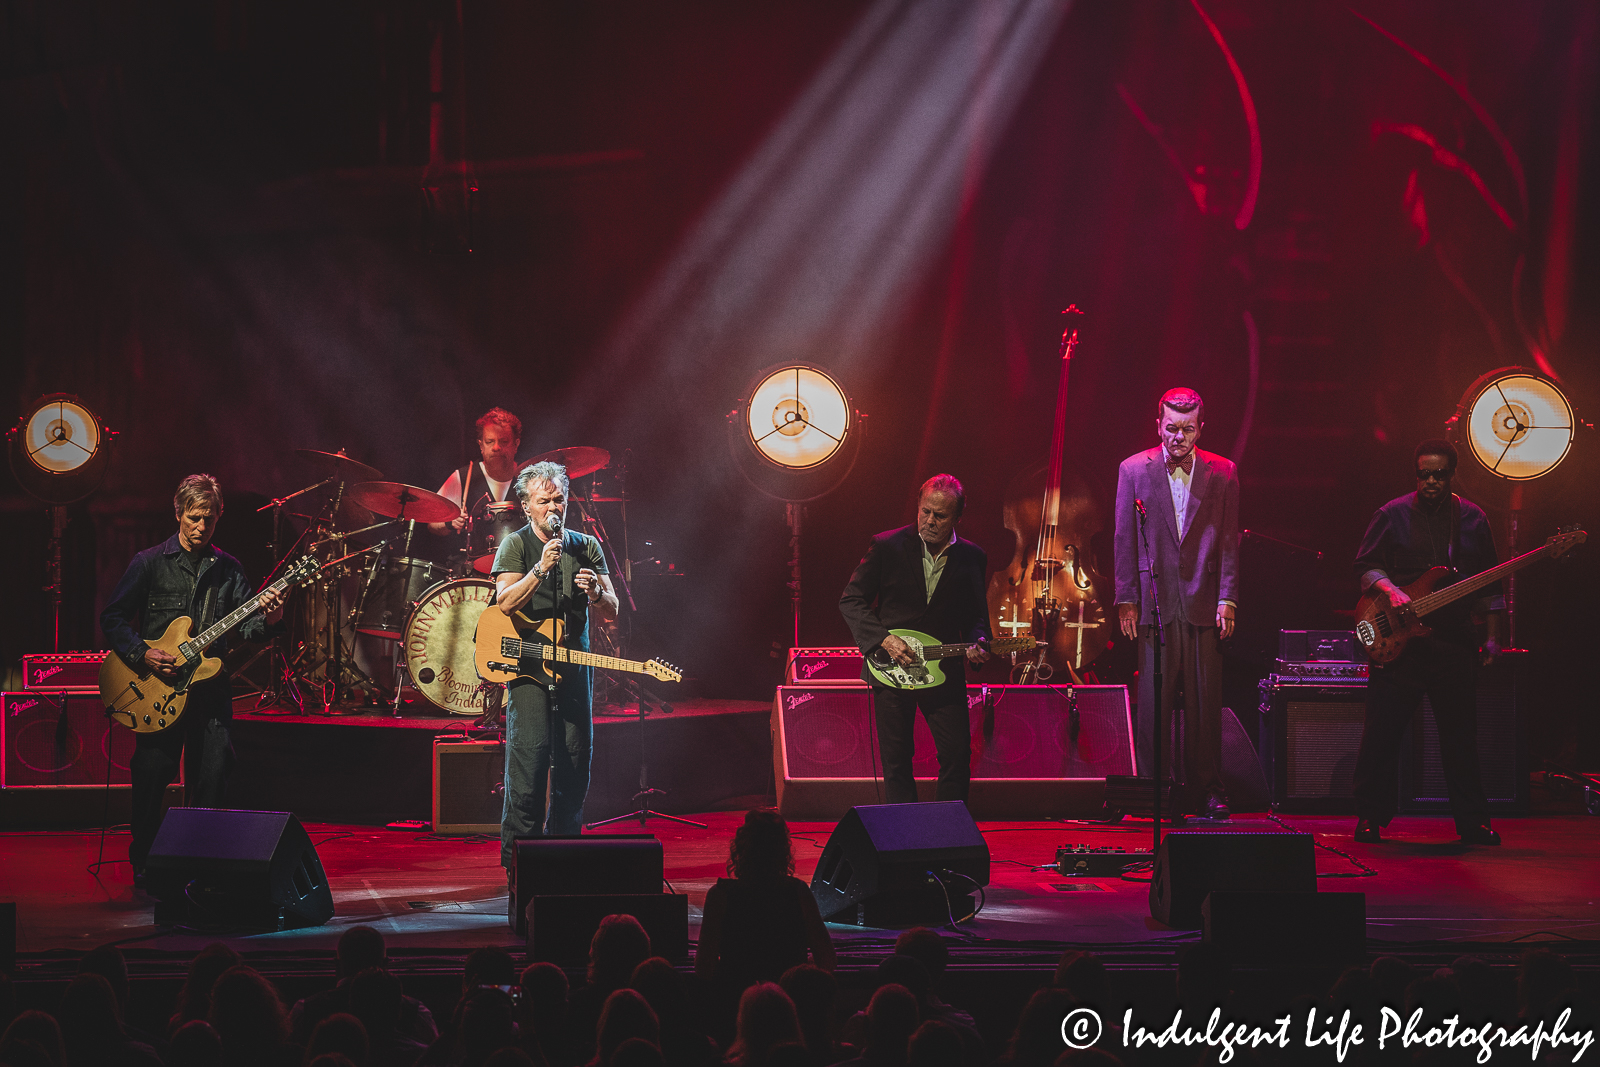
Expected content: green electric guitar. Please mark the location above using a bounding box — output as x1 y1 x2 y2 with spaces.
865 629 1038 690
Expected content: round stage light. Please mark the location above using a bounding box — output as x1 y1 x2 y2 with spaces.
7 394 114 504
1459 370 1574 481
22 397 101 473
745 365 853 470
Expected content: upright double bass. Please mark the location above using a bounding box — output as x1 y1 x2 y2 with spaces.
986 307 1112 682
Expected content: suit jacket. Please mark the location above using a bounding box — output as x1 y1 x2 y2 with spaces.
839 525 992 685
1113 446 1240 627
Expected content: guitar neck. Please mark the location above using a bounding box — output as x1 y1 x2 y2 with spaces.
185 576 288 659
921 638 1030 660
514 639 648 676
1411 543 1552 618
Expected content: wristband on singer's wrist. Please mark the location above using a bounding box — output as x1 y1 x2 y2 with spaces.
532 565 548 583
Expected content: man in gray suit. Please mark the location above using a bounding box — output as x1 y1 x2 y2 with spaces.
1113 388 1240 819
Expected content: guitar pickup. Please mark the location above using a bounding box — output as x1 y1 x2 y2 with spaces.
501 637 518 655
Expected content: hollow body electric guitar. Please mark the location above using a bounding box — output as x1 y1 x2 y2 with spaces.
865 629 1040 690
474 608 682 686
99 556 322 733
1355 526 1584 664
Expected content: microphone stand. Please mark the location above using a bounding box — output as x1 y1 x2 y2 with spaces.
1135 500 1166 855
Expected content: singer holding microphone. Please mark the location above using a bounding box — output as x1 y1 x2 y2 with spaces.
491 460 617 871
1112 388 1239 821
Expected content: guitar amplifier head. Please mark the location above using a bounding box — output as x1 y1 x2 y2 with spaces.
22 652 109 693
1277 630 1364 664
785 647 865 686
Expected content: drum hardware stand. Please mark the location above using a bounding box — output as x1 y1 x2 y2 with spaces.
585 681 704 830
243 499 322 712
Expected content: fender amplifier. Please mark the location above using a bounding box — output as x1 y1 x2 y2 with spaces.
786 647 865 686
22 652 109 693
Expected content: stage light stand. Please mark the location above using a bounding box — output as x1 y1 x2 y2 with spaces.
1447 368 1583 648
7 395 116 651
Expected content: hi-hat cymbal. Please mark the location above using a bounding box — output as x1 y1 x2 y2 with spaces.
346 481 461 523
527 446 610 479
294 449 383 484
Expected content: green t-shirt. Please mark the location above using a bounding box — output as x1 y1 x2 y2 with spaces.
490 526 607 644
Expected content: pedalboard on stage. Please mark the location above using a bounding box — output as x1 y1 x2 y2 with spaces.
1055 843 1154 876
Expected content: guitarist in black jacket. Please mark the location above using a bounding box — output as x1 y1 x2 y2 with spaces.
839 475 991 804
100 474 284 880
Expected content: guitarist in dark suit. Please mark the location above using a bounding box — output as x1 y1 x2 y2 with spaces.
839 474 991 804
490 460 617 870
1351 440 1504 845
1112 388 1239 820
99 474 284 882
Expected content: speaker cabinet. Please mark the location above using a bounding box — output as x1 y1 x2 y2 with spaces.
510 834 663 936
433 741 504 834
2 692 134 787
1399 651 1529 814
526 894 689 964
1261 656 1528 816
810 801 990 923
1257 681 1368 813
1203 891 1366 968
1149 831 1316 928
146 808 334 930
773 685 1134 820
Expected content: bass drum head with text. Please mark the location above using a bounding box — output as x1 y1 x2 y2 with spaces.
404 578 499 715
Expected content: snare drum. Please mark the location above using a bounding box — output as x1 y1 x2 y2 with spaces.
404 578 499 715
473 501 524 574
354 557 443 639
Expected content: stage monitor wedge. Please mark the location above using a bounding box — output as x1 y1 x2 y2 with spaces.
510 834 663 936
146 808 333 930
810 801 989 923
1149 831 1315 929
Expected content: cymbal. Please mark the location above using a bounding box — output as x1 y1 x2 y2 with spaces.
293 448 383 484
527 446 610 479
346 481 461 523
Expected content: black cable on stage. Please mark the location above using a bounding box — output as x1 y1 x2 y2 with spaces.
1264 810 1377 878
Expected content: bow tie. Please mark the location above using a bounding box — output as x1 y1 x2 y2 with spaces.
1165 452 1194 476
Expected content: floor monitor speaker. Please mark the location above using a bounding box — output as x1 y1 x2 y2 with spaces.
1149 831 1315 928
510 834 662 936
526 893 689 964
146 808 333 930
810 801 989 924
1202 890 1366 968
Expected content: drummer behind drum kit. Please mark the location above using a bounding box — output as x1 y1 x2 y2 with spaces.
256 445 641 718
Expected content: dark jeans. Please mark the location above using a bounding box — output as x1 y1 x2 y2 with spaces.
1354 637 1488 832
129 696 233 869
501 672 593 868
872 681 970 804
1135 619 1224 811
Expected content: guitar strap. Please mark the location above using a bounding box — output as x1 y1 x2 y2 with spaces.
1448 493 1461 572
199 583 218 634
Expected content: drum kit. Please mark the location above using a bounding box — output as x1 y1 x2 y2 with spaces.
253 445 634 718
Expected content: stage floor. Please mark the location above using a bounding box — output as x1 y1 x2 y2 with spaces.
5 807 1598 963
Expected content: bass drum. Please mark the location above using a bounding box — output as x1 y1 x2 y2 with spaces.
403 578 499 716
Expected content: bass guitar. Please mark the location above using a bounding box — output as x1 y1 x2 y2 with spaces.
99 555 322 733
474 608 682 686
865 630 1039 690
1355 525 1584 664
